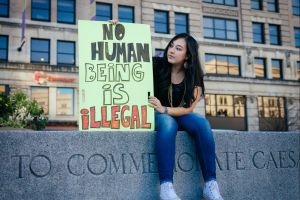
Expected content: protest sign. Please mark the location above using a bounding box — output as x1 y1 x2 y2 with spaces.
78 20 154 131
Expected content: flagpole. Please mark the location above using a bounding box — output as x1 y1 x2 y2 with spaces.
18 0 26 51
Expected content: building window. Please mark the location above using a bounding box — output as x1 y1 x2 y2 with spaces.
254 57 266 78
269 24 281 45
205 54 240 76
205 94 246 130
297 61 300 79
96 3 112 21
175 13 189 34
0 0 9 17
155 49 164 57
56 88 74 115
31 0 50 21
31 39 50 64
204 17 239 41
258 96 286 131
0 35 8 61
258 97 285 118
267 0 279 12
118 5 134 23
294 27 300 48
292 0 300 16
31 87 49 115
57 0 75 24
203 0 237 6
154 10 169 34
57 41 75 66
252 22 265 44
271 59 283 79
251 0 263 10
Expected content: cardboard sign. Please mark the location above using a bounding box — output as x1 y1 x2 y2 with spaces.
78 20 154 131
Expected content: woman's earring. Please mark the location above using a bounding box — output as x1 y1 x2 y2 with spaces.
184 61 188 69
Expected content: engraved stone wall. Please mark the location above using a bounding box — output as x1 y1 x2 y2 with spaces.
0 130 299 200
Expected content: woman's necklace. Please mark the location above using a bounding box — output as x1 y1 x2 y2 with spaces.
168 79 186 107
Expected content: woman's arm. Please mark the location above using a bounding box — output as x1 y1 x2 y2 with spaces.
149 86 203 117
166 86 202 116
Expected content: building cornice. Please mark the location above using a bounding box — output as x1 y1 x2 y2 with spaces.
152 34 300 54
1 18 299 54
0 62 78 73
0 18 78 32
204 75 300 86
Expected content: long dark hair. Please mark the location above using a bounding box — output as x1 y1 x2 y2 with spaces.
156 33 205 107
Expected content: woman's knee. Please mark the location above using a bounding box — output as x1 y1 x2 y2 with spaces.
194 115 215 141
184 113 211 130
181 113 212 136
195 114 211 129
156 113 177 129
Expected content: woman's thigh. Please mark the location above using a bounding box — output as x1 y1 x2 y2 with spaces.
155 112 178 132
177 112 212 135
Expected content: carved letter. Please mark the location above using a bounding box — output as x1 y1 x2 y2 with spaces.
87 154 107 175
29 155 51 177
67 154 85 176
177 153 194 172
109 154 126 174
252 151 266 169
11 155 30 178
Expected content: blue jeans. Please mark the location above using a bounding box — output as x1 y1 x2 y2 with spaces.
155 112 216 183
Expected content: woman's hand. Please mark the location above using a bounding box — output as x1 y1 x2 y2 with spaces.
109 19 119 25
148 96 164 113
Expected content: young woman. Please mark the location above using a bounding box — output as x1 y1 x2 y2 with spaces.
148 33 224 200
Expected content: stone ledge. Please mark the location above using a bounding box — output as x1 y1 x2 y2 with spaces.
0 130 299 200
0 62 79 73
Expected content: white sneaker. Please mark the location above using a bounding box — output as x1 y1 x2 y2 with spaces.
160 182 181 200
203 180 224 200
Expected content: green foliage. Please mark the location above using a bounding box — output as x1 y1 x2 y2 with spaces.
0 91 47 130
0 93 13 119
28 100 44 117
0 118 23 128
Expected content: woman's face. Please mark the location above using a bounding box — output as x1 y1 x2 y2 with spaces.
167 38 188 66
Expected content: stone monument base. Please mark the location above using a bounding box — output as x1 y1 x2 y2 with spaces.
0 130 299 200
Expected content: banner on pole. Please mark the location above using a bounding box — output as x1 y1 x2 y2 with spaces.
78 20 154 131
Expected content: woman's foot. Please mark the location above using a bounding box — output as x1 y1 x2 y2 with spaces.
160 182 181 200
203 180 224 200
